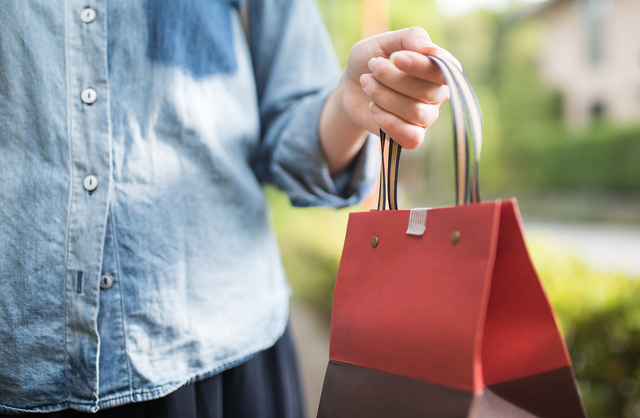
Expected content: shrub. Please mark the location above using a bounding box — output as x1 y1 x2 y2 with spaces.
503 124 640 193
530 238 640 418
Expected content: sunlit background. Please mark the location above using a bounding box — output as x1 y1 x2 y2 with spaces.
269 0 640 416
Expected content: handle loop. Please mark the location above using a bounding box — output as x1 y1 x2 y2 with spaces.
376 55 483 210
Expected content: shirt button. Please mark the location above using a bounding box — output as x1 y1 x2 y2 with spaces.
100 274 114 289
80 8 97 23
81 88 97 104
83 174 98 191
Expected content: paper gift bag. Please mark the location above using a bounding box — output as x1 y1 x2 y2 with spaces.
317 56 586 418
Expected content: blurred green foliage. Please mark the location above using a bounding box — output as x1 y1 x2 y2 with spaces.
531 239 640 418
500 123 640 193
316 0 362 65
268 187 640 418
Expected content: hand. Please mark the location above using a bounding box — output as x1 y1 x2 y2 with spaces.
319 27 459 175
345 27 457 149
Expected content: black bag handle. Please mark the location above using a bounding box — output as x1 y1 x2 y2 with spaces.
376 55 483 210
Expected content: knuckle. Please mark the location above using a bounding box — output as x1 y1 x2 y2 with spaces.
374 61 391 79
426 107 440 127
404 131 424 150
422 89 438 104
442 87 451 101
422 85 447 104
385 116 398 133
408 26 428 38
353 39 367 52
412 104 429 124
368 83 382 101
420 91 432 104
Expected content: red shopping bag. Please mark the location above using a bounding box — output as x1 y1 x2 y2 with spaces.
317 56 586 417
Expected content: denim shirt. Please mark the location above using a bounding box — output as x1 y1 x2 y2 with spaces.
0 0 376 413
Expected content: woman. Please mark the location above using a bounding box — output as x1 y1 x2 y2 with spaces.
0 0 451 415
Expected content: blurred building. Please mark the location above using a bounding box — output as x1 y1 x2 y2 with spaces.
533 0 640 126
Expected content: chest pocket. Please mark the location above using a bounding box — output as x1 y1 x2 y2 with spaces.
146 0 242 78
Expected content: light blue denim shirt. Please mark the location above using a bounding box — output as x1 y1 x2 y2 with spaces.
0 0 376 413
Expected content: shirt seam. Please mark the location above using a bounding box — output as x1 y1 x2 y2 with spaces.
63 0 74 404
109 203 134 395
94 0 114 399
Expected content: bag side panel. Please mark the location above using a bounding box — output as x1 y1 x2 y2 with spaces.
482 199 572 385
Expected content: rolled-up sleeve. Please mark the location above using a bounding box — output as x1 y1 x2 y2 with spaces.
248 0 377 208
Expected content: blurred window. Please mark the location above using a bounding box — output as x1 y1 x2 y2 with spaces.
584 0 610 65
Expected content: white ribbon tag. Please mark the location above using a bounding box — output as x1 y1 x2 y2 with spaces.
406 208 430 236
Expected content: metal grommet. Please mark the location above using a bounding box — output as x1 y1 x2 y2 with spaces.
451 231 461 244
371 236 379 248
100 274 114 289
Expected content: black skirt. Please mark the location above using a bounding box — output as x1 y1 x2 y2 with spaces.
4 326 305 418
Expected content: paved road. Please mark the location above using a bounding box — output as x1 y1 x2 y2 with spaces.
289 300 330 418
525 221 640 277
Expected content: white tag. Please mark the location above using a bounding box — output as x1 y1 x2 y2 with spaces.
406 208 430 236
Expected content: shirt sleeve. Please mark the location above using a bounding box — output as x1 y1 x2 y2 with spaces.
247 0 378 208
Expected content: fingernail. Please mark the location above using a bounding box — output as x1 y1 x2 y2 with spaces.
423 44 441 57
369 102 381 115
360 74 372 88
390 52 411 68
420 41 438 50
368 57 379 71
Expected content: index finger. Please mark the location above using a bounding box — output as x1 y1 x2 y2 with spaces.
390 50 462 85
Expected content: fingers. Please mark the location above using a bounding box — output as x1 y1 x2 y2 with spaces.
360 73 440 129
371 27 461 69
373 27 439 57
359 54 449 149
348 26 462 148
367 57 450 104
388 51 450 85
369 102 433 150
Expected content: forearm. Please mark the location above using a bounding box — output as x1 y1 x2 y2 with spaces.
319 74 370 177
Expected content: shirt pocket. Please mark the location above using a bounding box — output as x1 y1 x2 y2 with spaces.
145 0 242 78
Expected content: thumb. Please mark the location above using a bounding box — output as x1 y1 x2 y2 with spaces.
373 27 439 57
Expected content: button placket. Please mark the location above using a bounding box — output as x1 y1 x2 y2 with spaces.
79 8 99 198
64 0 112 402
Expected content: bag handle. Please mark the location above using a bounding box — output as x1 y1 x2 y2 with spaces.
376 55 483 210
